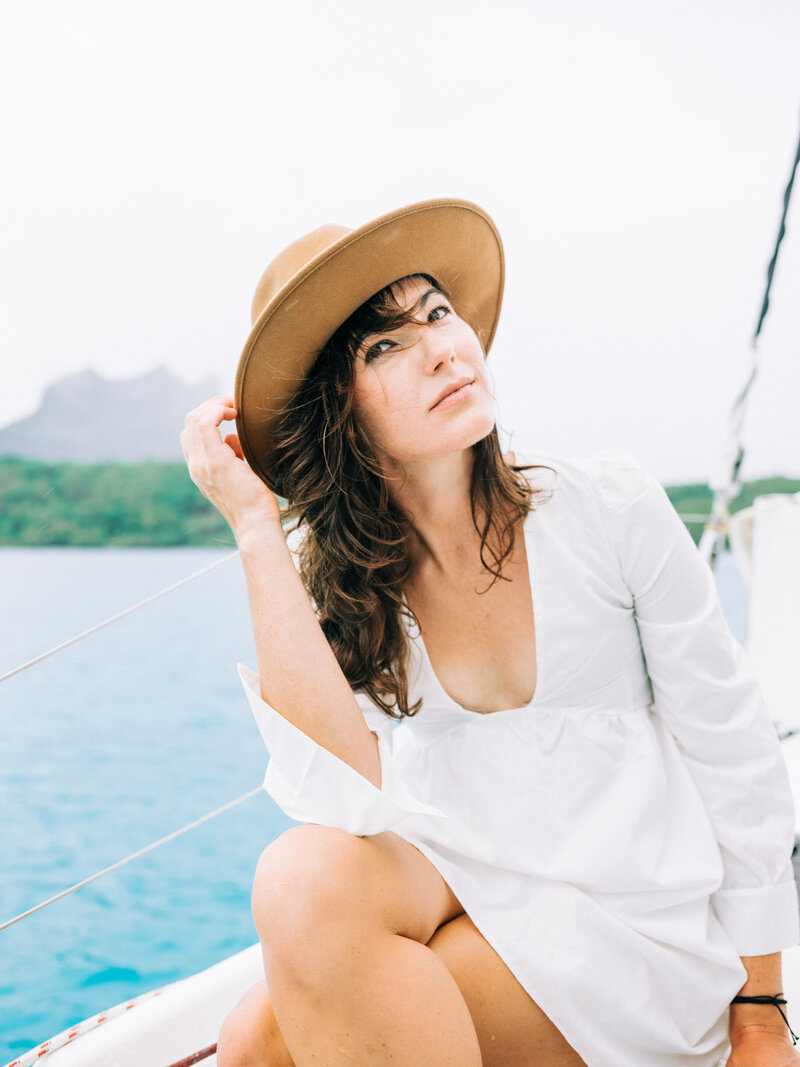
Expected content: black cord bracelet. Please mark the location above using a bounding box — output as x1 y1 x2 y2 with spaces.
730 994 799 1045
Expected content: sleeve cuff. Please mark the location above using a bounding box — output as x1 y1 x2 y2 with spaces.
712 879 800 956
238 663 446 837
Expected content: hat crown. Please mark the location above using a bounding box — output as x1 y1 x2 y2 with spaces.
250 223 351 325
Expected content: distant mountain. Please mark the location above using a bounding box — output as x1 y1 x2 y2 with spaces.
0 366 222 463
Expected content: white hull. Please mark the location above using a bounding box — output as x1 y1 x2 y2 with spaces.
17 943 264 1067
21 930 800 1067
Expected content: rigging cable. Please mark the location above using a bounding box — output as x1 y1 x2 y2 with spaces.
700 109 800 566
0 786 263 932
0 549 240 683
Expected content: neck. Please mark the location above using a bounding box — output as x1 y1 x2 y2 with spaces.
383 448 482 571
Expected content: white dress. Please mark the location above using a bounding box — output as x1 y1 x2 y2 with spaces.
238 446 799 1067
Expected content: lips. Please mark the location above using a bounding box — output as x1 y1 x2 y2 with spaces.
430 377 475 410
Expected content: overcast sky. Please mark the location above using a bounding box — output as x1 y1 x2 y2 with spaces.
2 0 798 482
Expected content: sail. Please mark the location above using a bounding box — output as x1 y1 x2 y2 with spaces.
729 493 800 736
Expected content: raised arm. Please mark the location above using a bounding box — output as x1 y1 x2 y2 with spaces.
180 395 381 788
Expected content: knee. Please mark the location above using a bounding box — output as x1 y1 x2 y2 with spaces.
217 982 289 1067
251 824 378 966
216 1009 256 1067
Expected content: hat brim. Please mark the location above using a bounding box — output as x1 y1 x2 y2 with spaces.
235 197 504 493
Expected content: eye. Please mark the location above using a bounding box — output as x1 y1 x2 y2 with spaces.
361 304 451 363
363 338 395 363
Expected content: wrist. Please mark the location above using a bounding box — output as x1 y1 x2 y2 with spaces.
235 516 286 553
730 996 798 1046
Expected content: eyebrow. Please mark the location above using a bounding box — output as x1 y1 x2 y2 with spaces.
393 286 448 321
357 287 450 352
417 287 444 309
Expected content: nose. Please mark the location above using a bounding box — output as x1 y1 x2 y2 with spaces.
424 328 456 373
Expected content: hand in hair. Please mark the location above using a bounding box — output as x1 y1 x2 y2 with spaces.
182 397 382 787
180 394 282 540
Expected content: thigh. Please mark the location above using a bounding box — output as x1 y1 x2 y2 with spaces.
364 828 466 942
253 824 465 949
427 913 586 1067
223 913 587 1067
217 979 292 1067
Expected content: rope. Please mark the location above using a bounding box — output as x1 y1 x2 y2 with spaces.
7 1006 219 1067
0 786 262 932
0 549 240 683
5 988 165 1067
167 1045 218 1067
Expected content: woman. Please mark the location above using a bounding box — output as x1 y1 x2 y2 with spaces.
180 199 799 1066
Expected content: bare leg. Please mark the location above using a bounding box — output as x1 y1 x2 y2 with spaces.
250 824 480 1066
217 913 585 1067
217 981 293 1067
427 912 586 1066
220 826 585 1067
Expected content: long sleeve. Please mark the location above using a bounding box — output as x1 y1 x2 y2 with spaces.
238 663 446 836
587 447 799 956
239 520 446 836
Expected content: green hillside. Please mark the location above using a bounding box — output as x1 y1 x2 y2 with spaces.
0 457 798 548
0 458 232 546
665 477 800 543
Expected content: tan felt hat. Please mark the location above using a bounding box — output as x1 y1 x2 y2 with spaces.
234 197 505 492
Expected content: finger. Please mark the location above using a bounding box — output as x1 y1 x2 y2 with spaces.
184 396 237 427
224 433 245 460
201 398 237 424
180 398 239 488
183 400 238 451
193 394 235 410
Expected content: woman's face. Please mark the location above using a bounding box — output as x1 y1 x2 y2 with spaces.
352 276 496 468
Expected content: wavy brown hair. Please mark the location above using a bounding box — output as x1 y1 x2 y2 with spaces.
270 274 554 718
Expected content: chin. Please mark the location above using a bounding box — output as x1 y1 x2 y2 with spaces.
445 409 497 456
465 400 497 441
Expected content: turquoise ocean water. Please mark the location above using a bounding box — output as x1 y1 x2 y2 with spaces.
0 546 748 1061
0 547 295 1061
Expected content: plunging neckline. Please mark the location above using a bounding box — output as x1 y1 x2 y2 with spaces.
410 517 542 717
